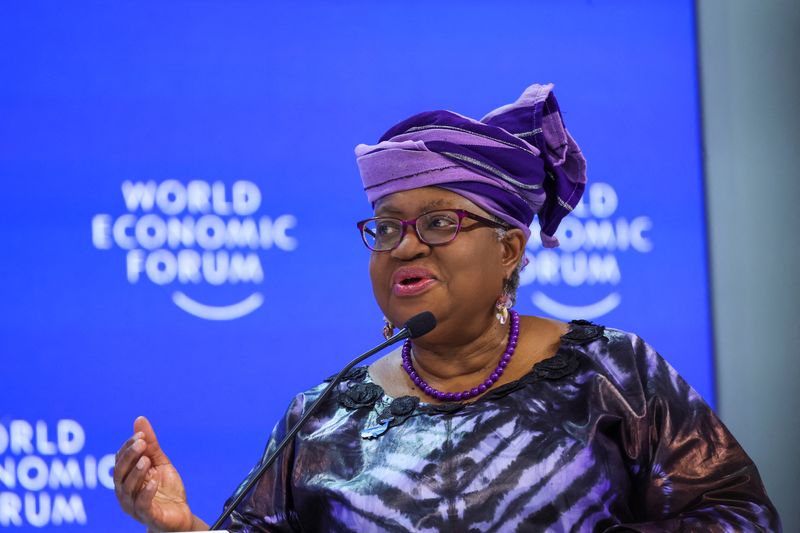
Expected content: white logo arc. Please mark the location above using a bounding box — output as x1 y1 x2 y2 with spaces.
172 291 264 320
532 291 621 321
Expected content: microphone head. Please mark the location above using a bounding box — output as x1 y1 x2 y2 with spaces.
404 311 437 339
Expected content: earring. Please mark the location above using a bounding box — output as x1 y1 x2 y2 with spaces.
382 317 395 340
495 293 512 325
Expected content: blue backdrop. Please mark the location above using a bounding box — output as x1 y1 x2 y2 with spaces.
0 1 711 530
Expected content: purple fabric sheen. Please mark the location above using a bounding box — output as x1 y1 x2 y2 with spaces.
388 127 536 152
356 84 587 247
482 83 587 246
378 109 535 153
223 325 781 531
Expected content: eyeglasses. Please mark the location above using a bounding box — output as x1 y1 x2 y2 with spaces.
356 209 509 252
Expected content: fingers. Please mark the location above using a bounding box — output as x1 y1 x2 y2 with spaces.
122 453 150 499
133 415 170 466
114 433 147 513
133 471 160 521
113 432 145 487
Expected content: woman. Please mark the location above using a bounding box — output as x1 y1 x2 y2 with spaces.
114 84 781 531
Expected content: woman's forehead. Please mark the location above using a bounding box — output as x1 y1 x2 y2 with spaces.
374 187 486 216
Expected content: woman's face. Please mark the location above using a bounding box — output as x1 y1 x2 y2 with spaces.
368 187 524 341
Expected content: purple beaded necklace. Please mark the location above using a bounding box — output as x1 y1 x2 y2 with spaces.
401 309 520 402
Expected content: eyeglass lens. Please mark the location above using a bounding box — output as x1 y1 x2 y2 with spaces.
362 210 461 250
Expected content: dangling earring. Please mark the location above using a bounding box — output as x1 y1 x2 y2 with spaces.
495 293 512 325
382 317 395 340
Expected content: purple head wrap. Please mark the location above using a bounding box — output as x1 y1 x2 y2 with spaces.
355 83 586 247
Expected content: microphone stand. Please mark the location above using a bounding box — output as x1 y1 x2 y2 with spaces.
209 326 415 530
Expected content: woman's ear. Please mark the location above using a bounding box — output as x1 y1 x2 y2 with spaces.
500 228 527 278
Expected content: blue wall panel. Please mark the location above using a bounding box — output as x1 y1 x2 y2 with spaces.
0 1 709 529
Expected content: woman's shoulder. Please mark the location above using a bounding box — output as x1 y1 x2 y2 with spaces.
557 318 657 363
523 315 646 371
271 365 379 429
556 319 705 408
519 315 644 354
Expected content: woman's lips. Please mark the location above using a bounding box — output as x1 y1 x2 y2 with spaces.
391 267 438 297
392 277 438 297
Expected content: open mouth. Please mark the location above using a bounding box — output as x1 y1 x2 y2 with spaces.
392 274 437 297
391 267 438 296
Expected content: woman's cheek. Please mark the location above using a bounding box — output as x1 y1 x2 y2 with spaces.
454 251 504 300
368 255 389 305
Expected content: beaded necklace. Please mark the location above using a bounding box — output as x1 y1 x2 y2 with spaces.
401 310 520 402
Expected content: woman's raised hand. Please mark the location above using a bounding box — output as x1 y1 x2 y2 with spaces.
114 416 206 532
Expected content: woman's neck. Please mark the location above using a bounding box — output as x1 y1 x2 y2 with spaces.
409 316 509 386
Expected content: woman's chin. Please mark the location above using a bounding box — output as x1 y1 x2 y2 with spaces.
388 297 439 319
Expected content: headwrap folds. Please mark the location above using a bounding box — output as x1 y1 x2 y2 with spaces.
355 83 586 247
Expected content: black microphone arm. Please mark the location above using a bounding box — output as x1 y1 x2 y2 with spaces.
210 311 436 530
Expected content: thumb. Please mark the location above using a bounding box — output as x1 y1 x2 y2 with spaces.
133 416 170 466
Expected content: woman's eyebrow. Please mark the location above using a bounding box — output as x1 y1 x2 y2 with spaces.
420 199 448 211
375 205 401 215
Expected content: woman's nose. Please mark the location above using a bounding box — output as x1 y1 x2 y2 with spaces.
390 226 430 259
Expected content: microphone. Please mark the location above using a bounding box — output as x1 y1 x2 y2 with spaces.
400 311 436 339
210 311 436 530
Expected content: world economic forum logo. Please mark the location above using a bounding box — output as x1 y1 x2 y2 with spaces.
91 180 297 320
0 419 114 528
520 182 653 320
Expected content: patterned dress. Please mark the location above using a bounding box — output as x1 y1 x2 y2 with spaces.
222 322 781 532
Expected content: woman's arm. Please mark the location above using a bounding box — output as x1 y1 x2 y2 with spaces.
612 335 781 532
219 393 311 532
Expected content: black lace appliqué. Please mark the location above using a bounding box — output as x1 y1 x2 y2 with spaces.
532 352 580 380
563 320 606 345
339 382 383 410
325 365 368 383
377 396 420 427
429 401 465 415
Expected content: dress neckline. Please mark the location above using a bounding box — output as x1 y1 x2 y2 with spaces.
361 319 602 410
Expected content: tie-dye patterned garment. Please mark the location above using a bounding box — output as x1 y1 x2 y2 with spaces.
223 322 780 532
